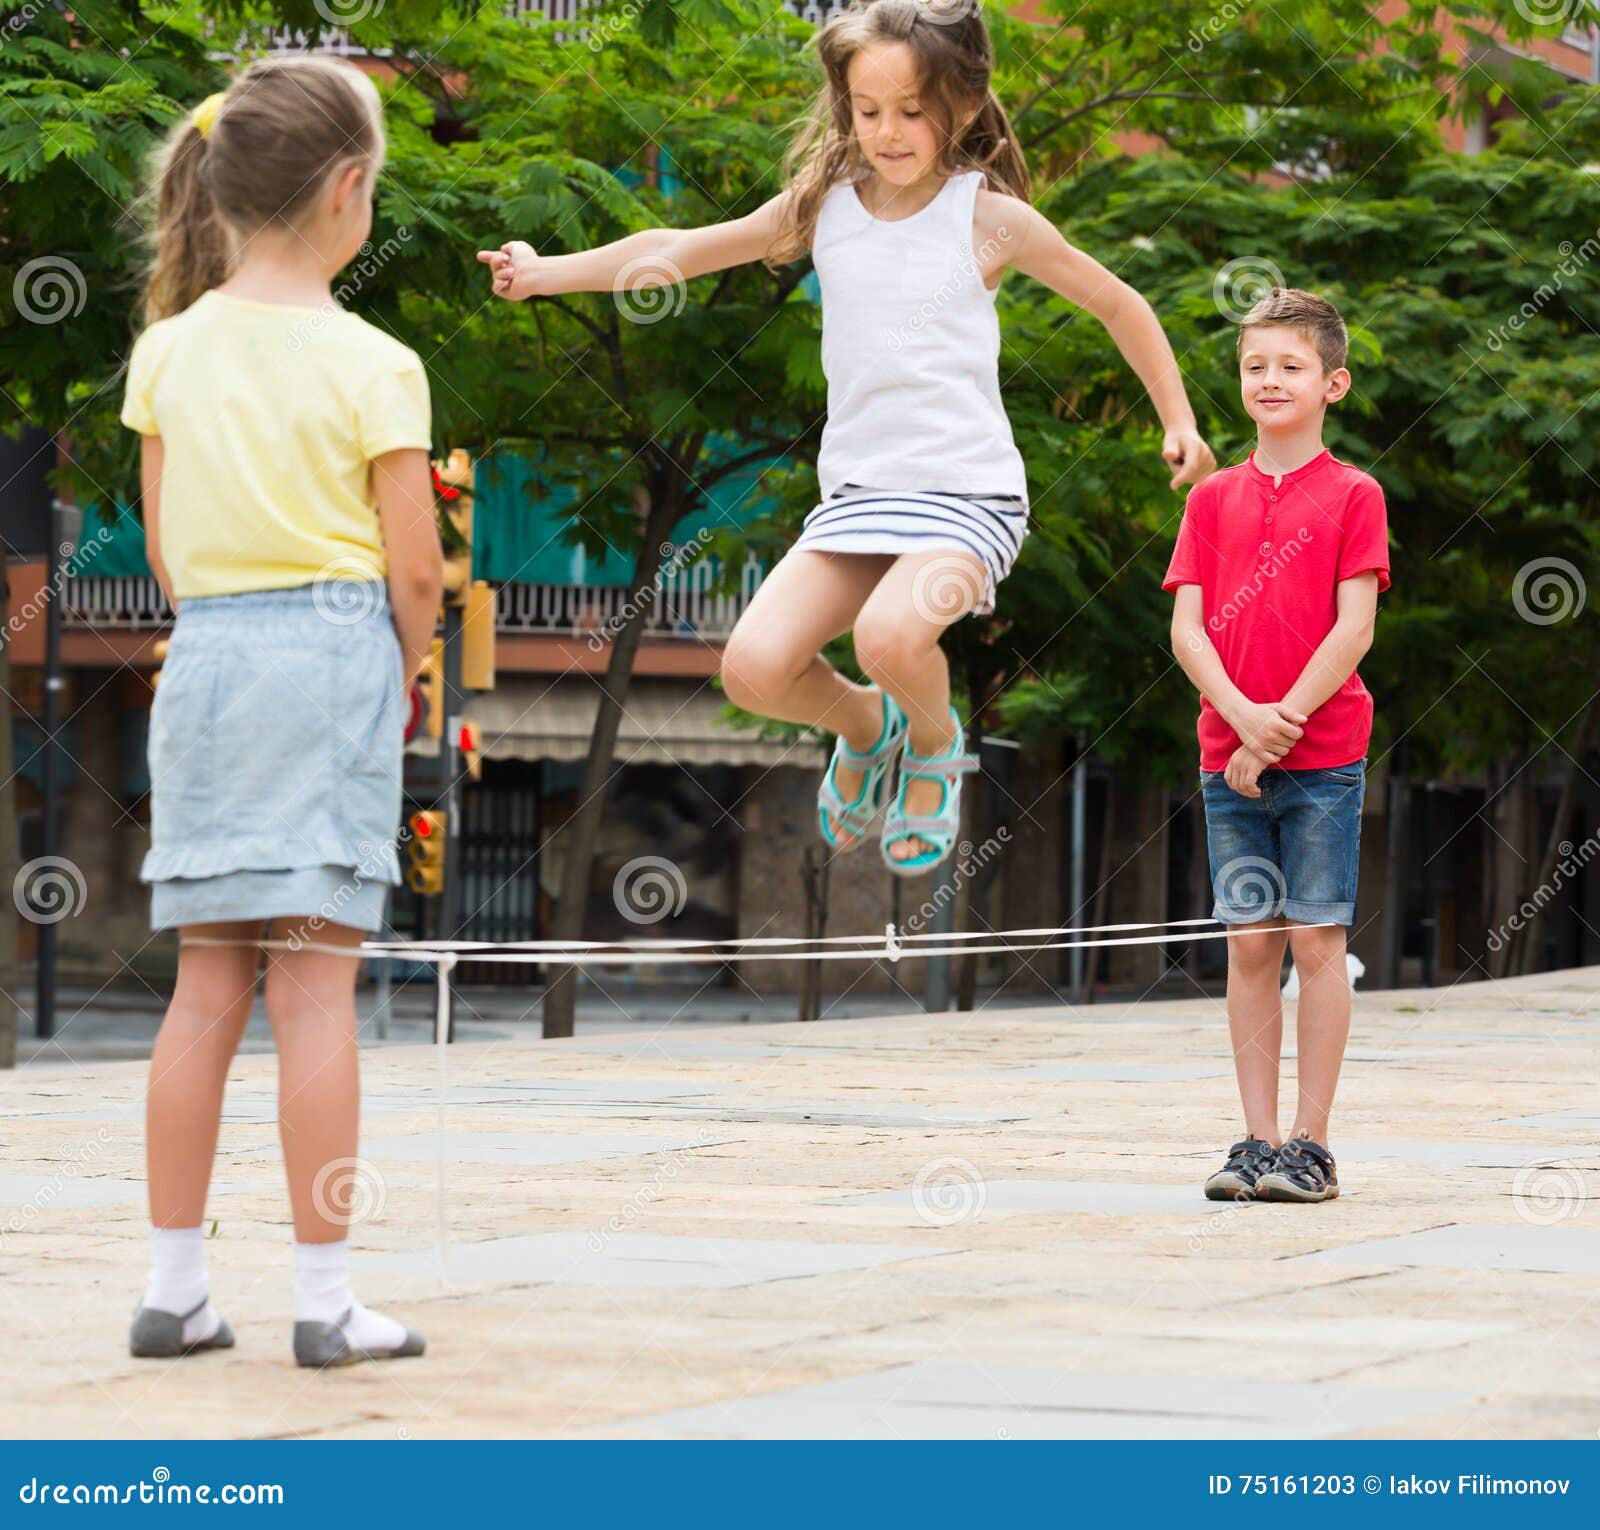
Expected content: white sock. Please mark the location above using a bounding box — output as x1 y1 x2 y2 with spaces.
293 1240 408 1352
144 1225 221 1345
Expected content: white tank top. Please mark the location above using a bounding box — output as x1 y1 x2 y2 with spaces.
811 168 1028 501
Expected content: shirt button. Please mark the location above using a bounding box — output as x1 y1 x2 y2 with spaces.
1260 541 1272 554
1270 495 1278 502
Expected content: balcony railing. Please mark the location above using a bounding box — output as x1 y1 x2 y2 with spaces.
64 554 764 643
265 0 851 55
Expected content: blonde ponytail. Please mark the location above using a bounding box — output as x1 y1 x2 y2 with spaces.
137 57 383 326
143 117 233 325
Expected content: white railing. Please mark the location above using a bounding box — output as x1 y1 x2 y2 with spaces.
266 0 849 55
495 552 763 640
63 555 764 642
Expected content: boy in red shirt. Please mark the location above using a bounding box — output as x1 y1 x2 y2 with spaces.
1164 288 1390 1204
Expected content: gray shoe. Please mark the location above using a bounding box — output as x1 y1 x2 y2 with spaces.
1203 1137 1278 1201
129 1298 235 1359
1256 1136 1340 1203
293 1307 426 1369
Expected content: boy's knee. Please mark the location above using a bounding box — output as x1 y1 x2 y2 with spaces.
1289 923 1347 972
1227 925 1287 970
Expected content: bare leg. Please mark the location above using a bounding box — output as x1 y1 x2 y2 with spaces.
853 550 986 861
722 548 892 847
262 917 364 1244
1285 921 1350 1144
1225 923 1291 1146
146 922 261 1228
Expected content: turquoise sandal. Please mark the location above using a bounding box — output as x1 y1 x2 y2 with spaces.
817 691 908 852
881 706 978 877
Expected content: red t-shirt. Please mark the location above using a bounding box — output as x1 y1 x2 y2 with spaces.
1162 449 1391 771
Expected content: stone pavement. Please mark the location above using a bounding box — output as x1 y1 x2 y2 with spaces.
3 966 1598 1439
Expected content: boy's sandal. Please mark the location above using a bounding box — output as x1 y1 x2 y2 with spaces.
1203 1137 1277 1202
1255 1137 1339 1203
881 706 979 878
817 690 908 852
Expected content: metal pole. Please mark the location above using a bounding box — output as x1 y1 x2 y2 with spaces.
374 886 392 1043
440 603 465 1041
1069 735 1087 1003
923 859 956 1012
36 496 63 1040
1420 780 1437 988
434 953 455 1287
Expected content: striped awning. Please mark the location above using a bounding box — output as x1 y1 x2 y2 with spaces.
410 676 823 769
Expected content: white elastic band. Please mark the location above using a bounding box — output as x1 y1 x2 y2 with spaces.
360 914 1222 955
183 920 1329 968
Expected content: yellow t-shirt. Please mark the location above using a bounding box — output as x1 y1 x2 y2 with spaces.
120 290 432 598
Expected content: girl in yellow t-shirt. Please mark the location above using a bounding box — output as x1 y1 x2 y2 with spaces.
120 57 443 1369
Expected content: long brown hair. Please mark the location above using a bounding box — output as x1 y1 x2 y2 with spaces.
140 56 385 325
771 0 1029 266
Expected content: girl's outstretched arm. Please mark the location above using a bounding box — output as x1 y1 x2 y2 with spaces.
477 190 795 301
991 194 1216 489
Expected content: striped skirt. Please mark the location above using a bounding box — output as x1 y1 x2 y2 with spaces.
792 483 1028 614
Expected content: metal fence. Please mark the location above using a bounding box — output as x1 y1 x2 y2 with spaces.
265 0 854 55
64 555 764 642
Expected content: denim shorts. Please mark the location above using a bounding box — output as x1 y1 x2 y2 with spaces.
1199 759 1366 926
143 580 404 933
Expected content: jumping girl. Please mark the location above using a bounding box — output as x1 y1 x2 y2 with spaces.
480 0 1214 872
121 58 440 1366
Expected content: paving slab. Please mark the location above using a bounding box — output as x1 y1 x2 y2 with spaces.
834 1179 1239 1216
361 1131 737 1167
1300 1224 1600 1276
363 1231 953 1288
620 1362 1472 1440
2 963 1597 1439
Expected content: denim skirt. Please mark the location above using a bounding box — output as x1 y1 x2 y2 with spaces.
143 581 404 933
